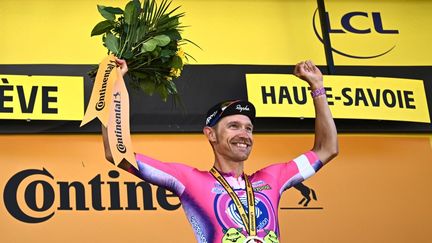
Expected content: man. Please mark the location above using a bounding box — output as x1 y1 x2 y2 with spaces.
103 59 338 243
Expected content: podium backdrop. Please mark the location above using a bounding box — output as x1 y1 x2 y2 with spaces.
1 134 432 242
1 0 432 242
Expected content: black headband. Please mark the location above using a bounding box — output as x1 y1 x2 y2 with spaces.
205 100 256 127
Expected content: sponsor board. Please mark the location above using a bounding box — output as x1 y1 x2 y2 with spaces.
0 75 83 121
1 134 432 242
317 1 432 65
246 74 430 123
3 168 180 224
313 9 399 59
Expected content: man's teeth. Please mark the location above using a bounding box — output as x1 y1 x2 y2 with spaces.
236 143 247 148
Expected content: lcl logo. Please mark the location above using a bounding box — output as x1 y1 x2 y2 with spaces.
313 9 399 59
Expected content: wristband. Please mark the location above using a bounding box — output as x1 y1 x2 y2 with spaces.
310 87 326 98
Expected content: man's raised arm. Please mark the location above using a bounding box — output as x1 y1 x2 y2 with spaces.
294 60 338 164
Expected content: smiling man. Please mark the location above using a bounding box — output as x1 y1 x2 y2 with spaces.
103 60 338 243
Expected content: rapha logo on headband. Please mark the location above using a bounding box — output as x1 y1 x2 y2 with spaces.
206 111 218 125
236 104 250 113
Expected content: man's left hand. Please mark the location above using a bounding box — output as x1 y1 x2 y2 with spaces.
294 60 323 90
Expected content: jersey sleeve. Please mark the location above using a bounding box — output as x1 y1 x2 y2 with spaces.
128 153 194 196
259 151 323 194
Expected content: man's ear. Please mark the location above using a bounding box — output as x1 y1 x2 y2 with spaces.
203 126 217 143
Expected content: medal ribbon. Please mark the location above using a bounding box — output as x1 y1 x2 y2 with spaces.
210 167 257 236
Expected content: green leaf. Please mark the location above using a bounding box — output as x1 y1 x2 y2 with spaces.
104 7 123 14
151 46 161 58
142 39 158 52
166 80 178 94
133 0 141 12
97 5 115 21
156 84 169 101
183 38 202 50
160 49 175 58
158 16 180 30
153 35 171 47
139 80 156 95
164 29 181 41
91 20 114 36
124 1 136 25
170 55 183 69
133 72 148 79
104 33 119 54
122 50 134 59
123 22 129 34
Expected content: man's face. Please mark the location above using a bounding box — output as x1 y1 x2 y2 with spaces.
211 114 254 163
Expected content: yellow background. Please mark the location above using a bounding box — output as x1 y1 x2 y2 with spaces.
2 0 431 65
0 0 323 65
1 134 432 242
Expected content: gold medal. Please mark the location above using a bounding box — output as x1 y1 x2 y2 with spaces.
210 167 257 237
244 236 265 243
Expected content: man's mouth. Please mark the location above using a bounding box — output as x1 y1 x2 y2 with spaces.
232 140 251 148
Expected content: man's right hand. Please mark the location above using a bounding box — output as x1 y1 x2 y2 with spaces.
115 58 128 77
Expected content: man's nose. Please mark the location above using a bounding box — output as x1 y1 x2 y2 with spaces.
237 128 251 137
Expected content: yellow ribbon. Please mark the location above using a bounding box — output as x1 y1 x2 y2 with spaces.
80 55 117 127
106 71 136 167
81 55 136 170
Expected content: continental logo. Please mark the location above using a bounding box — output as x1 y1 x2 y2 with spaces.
246 74 430 123
95 60 116 111
0 75 83 120
3 168 180 223
113 91 126 154
313 9 399 59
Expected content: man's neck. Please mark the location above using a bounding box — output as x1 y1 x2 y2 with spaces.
213 159 244 178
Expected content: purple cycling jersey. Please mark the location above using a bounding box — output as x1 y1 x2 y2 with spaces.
134 151 323 242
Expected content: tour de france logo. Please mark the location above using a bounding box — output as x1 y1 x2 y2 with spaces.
213 190 276 235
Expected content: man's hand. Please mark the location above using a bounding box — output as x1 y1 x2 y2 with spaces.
115 57 128 77
294 60 323 90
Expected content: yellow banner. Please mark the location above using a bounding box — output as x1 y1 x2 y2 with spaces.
0 75 83 120
246 74 430 123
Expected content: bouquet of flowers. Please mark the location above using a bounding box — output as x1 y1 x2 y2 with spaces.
89 0 196 101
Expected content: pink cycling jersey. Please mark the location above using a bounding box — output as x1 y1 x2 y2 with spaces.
133 151 323 243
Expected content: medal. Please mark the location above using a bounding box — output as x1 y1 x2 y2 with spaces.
210 167 257 236
244 236 265 243
212 168 281 243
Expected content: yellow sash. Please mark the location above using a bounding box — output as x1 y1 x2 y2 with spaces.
81 55 135 169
